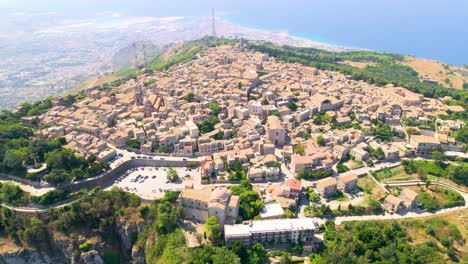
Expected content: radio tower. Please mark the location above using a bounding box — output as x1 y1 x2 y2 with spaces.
133 43 139 76
133 43 144 105
142 44 148 72
211 8 216 37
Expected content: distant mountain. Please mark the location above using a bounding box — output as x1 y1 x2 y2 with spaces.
111 41 165 70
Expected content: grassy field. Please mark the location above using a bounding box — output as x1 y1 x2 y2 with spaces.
373 164 468 192
68 75 121 94
402 56 468 89
398 211 468 262
339 60 376 69
340 55 468 89
402 185 465 208
373 166 419 182
357 176 386 200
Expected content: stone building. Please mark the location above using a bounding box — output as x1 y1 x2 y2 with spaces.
178 187 239 225
337 173 358 193
266 115 286 146
316 177 337 197
410 135 441 157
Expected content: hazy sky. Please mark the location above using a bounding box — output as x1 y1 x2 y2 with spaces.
1 0 467 64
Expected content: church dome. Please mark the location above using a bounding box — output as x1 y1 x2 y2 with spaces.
210 187 231 204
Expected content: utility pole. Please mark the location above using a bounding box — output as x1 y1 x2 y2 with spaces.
212 8 216 37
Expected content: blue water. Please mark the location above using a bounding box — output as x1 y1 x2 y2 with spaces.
5 0 468 65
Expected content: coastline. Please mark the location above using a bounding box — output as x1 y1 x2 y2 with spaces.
216 18 360 52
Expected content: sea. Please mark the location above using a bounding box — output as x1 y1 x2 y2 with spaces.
6 0 468 65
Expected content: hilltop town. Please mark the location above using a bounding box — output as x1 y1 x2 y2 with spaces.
1 40 467 263
33 43 465 175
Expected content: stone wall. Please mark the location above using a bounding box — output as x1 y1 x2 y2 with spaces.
60 158 201 192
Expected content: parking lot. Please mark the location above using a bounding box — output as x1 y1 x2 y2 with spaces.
109 166 199 199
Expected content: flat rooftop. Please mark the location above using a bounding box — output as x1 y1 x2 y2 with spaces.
259 203 284 219
225 218 317 238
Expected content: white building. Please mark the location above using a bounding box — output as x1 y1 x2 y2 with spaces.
259 203 284 219
224 218 318 246
248 101 263 116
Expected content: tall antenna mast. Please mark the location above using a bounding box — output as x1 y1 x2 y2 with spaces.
133 42 139 80
211 8 216 37
143 44 148 72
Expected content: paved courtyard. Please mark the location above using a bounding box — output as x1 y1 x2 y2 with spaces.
108 166 199 199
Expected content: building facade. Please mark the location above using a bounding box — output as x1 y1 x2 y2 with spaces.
267 116 286 146
224 218 318 247
178 187 239 225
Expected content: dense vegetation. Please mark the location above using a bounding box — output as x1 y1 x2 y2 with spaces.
0 188 140 250
310 219 464 263
305 197 383 217
248 42 468 109
43 149 110 184
229 180 264 220
371 122 395 142
150 46 201 72
0 108 109 185
295 169 332 180
226 159 247 182
0 109 64 175
126 138 141 149
17 97 54 117
197 116 220 134
417 187 465 211
402 159 468 186
0 182 29 206
31 189 70 206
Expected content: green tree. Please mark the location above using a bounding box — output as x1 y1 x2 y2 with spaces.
419 192 439 211
247 243 267 264
197 117 219 134
371 122 393 142
316 135 326 146
204 216 222 244
293 142 305 155
189 245 241 264
166 167 179 183
229 180 264 220
23 217 47 243
183 92 195 102
337 163 349 173
280 253 293 264
2 149 25 170
208 102 221 116
126 139 141 149
287 101 298 111
0 182 28 206
431 151 444 164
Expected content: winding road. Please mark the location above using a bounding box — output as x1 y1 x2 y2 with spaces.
1 148 466 224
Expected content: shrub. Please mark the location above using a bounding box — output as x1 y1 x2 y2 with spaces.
79 241 93 252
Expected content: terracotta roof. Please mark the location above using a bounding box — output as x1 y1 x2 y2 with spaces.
316 177 337 188
385 194 403 205
285 178 301 191
400 188 418 201
338 173 358 183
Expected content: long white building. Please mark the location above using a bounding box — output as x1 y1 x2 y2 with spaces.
224 218 318 246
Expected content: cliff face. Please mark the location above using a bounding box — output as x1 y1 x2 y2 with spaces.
0 248 65 264
116 218 145 255
0 217 143 264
